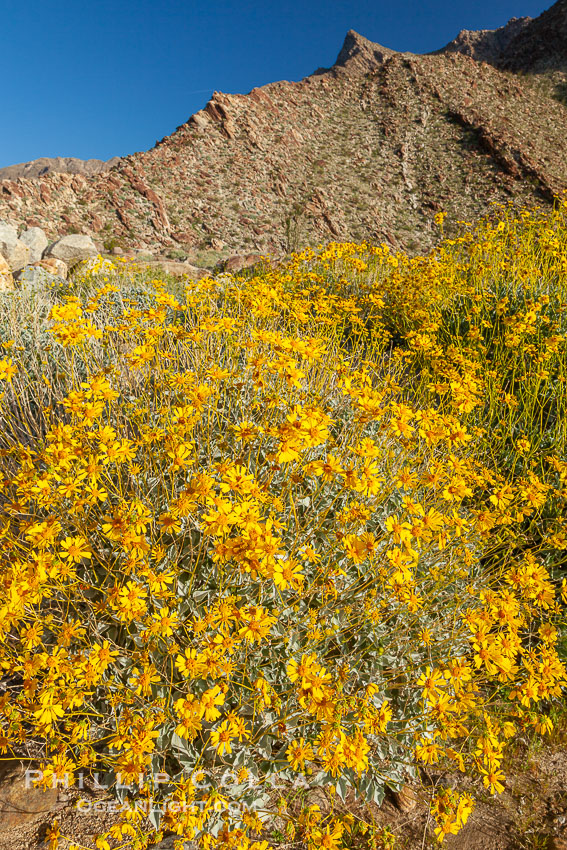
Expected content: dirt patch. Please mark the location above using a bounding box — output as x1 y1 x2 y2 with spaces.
0 740 566 849
0 761 119 850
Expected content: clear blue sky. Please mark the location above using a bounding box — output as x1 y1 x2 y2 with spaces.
1 0 550 167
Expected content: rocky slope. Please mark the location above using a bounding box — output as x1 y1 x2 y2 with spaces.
0 156 121 181
1 0 566 258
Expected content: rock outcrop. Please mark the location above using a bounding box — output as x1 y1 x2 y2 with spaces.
439 17 532 65
498 0 567 72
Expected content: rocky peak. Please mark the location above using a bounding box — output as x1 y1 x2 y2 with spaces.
440 16 532 65
332 30 396 74
498 0 567 71
441 0 567 72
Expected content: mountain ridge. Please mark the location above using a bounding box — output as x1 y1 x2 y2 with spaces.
440 0 567 71
1 0 566 258
438 16 533 66
0 156 121 182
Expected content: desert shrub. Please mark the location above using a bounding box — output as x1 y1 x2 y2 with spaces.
0 217 565 850
166 248 189 261
290 205 567 577
0 261 171 446
103 237 121 253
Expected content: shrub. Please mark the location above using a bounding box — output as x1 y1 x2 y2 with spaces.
103 237 121 253
0 215 565 850
166 249 189 261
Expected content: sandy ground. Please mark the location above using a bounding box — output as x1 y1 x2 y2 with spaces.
0 739 566 850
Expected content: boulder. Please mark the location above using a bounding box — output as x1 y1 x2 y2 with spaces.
15 265 64 293
19 226 48 263
182 262 210 281
44 234 97 265
0 255 14 292
35 258 68 279
0 220 18 242
0 760 59 829
171 230 197 248
223 253 264 274
0 220 30 271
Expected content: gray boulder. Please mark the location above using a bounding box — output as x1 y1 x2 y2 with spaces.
15 265 65 294
19 226 48 263
0 220 30 271
45 234 97 265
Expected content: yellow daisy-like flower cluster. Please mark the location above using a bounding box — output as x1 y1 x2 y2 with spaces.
0 200 566 849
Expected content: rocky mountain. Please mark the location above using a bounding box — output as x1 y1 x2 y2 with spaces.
497 0 567 72
441 0 567 72
439 17 533 66
1 0 566 259
0 156 121 181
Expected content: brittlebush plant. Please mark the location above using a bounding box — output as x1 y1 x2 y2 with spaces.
0 203 566 850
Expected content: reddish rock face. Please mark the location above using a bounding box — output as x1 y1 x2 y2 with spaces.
172 230 198 246
0 181 25 198
39 185 51 205
89 212 103 231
